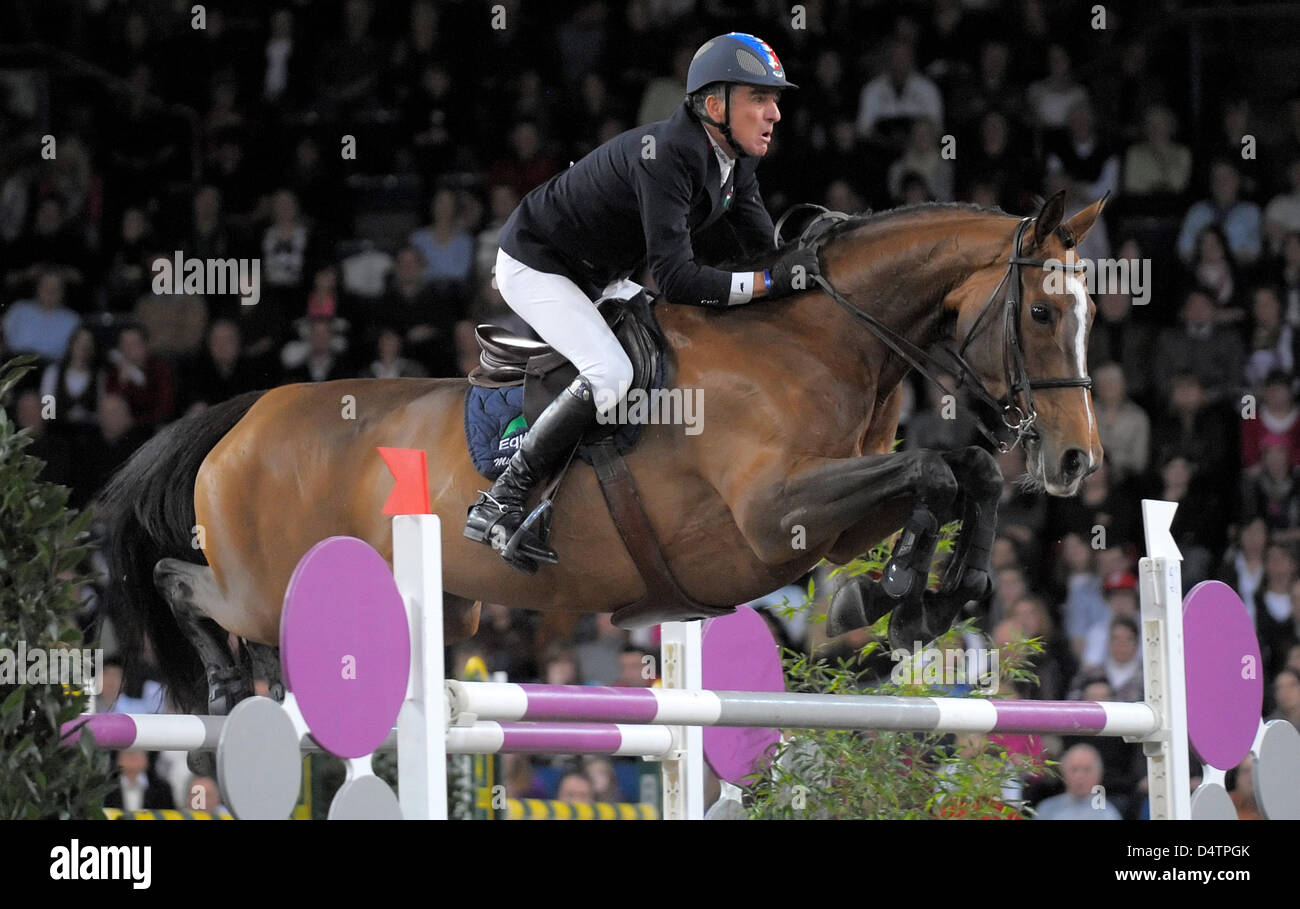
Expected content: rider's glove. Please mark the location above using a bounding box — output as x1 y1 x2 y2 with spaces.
766 247 821 298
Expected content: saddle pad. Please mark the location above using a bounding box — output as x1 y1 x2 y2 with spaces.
464 385 528 479
464 385 650 480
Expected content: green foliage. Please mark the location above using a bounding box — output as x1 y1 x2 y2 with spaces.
750 523 1052 820
0 357 112 819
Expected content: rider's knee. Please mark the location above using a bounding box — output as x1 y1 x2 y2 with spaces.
587 356 634 412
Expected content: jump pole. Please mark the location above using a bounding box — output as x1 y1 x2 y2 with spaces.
62 714 677 757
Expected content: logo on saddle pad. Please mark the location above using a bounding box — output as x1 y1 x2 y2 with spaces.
498 415 528 452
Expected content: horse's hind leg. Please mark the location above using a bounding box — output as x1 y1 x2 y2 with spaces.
244 641 284 701
153 558 253 715
442 594 482 645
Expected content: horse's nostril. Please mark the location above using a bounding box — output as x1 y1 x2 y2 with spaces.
1060 448 1088 481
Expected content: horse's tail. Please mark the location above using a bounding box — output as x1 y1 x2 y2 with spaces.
98 391 266 713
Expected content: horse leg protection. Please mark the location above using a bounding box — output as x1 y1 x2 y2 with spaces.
880 505 940 600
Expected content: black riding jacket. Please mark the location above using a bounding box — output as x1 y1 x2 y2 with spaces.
498 103 775 305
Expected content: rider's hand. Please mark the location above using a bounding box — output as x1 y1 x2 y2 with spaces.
767 247 821 298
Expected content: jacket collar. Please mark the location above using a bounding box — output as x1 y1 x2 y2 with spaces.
668 104 735 215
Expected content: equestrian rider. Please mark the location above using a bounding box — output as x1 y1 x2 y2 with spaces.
466 32 820 569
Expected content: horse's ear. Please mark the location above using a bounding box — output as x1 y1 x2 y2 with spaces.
1063 193 1109 247
1031 190 1068 248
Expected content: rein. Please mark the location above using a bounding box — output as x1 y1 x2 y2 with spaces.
776 206 1091 453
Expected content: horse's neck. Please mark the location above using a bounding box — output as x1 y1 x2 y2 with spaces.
657 211 1009 442
813 213 1008 388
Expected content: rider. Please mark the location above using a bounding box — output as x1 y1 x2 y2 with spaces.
465 32 821 569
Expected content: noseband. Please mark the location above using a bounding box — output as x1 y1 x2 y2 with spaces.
778 206 1092 453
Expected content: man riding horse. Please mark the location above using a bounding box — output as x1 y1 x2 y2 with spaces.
465 32 821 570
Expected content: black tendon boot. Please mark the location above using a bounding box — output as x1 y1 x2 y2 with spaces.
465 376 597 570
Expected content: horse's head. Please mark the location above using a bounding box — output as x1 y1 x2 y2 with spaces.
948 191 1107 496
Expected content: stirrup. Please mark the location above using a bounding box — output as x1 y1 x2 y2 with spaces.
502 500 557 564
465 492 557 568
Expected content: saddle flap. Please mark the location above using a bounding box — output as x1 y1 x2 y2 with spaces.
482 292 665 425
475 324 553 364
471 295 641 376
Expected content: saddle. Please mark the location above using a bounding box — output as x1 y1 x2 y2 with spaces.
469 295 659 429
467 294 735 628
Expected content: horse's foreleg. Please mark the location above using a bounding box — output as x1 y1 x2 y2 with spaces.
821 446 1002 646
925 446 1002 629
863 446 1002 648
737 449 960 560
734 450 962 644
738 446 1001 647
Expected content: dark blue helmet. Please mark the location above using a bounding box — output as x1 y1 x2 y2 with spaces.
686 33 797 93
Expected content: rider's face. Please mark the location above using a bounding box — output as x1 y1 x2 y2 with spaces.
714 86 781 156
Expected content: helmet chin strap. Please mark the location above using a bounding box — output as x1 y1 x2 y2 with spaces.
702 84 751 159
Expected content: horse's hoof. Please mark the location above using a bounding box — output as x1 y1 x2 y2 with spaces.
828 576 896 638
187 750 217 780
206 667 252 716
887 598 928 652
828 579 870 637
887 594 966 653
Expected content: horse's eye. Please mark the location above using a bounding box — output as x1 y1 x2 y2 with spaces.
1030 303 1052 324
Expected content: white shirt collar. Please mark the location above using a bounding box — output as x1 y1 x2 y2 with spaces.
701 122 735 188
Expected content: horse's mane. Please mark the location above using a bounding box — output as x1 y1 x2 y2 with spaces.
718 200 1012 273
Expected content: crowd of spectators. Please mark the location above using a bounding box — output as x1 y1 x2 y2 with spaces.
3 0 1300 815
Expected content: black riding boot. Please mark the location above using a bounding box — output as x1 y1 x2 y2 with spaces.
464 376 597 570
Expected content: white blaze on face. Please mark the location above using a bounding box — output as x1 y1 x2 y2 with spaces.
1064 274 1097 470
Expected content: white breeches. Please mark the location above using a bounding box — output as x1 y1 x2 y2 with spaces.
494 248 636 416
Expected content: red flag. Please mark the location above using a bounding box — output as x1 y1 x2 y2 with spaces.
378 447 430 515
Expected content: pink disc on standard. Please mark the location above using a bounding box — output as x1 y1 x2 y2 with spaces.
280 537 410 758
702 605 784 784
1183 581 1263 770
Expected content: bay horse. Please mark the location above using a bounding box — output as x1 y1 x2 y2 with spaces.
100 192 1105 714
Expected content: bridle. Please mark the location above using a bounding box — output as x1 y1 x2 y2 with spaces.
774 205 1092 453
